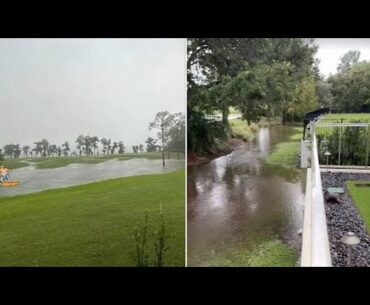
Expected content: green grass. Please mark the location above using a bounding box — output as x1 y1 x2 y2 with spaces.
315 113 370 137
324 113 370 123
246 240 297 267
265 127 302 167
0 159 29 169
347 181 370 233
0 169 185 266
189 237 297 267
22 152 183 169
265 142 300 166
229 119 258 142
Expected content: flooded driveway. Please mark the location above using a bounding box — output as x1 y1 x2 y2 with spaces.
187 126 306 266
0 159 183 197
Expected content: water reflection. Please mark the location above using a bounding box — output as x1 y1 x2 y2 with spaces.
187 126 305 266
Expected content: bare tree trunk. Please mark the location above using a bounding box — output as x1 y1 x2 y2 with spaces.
161 124 165 167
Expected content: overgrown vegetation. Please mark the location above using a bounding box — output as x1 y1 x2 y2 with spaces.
131 210 169 267
188 38 319 155
317 121 370 166
229 119 258 142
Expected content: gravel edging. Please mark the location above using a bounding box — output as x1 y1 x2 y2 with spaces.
321 172 370 267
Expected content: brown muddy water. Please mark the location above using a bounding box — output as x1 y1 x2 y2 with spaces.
187 126 306 266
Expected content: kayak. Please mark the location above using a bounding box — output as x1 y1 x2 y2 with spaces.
0 181 19 187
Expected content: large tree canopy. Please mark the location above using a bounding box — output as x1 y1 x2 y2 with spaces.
188 38 319 154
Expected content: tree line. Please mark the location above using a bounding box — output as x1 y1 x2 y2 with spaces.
188 38 320 154
0 111 185 162
317 50 370 113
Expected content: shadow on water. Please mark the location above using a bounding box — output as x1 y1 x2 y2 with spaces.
187 126 306 266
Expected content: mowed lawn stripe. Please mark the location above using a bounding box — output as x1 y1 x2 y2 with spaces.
0 169 185 266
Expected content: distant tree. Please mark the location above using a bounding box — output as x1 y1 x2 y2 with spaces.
118 141 125 154
91 136 99 155
167 112 185 156
57 146 62 157
3 144 21 159
149 111 176 167
75 135 85 156
337 50 361 73
132 145 139 153
100 138 111 155
0 149 4 160
33 141 43 158
40 139 49 157
111 142 118 155
22 145 30 158
139 144 144 152
62 142 70 156
48 144 58 157
145 137 157 152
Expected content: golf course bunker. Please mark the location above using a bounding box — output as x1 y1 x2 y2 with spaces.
0 158 184 197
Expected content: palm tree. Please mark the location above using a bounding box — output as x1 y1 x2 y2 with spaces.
75 135 85 156
118 141 125 154
62 142 70 156
111 142 118 155
22 145 30 158
91 136 99 155
40 139 49 157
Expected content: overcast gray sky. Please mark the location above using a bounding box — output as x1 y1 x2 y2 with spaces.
315 38 370 78
0 39 186 151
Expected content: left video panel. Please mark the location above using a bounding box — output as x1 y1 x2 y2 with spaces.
0 38 186 267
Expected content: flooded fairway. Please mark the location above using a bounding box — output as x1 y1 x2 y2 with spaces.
0 158 184 197
187 126 306 266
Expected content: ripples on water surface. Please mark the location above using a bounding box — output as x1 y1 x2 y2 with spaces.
187 126 306 266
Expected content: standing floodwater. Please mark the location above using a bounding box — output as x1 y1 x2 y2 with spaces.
187 126 306 266
0 159 183 197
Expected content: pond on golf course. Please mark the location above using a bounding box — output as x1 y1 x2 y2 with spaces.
0 159 184 197
187 126 306 266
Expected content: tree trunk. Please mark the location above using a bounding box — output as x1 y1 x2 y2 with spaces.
222 106 230 129
282 109 287 125
161 125 165 167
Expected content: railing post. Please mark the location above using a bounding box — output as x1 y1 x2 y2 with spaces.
338 118 343 166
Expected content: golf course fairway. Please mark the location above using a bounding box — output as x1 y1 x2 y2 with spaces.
0 169 185 266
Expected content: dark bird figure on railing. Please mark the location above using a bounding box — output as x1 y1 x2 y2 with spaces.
324 190 341 204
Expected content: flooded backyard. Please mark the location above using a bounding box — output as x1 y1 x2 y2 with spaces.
0 159 184 197
187 126 306 266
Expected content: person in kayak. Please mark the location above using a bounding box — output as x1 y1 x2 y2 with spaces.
0 165 12 184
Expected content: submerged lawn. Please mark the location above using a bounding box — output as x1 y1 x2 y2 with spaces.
0 159 29 169
0 169 185 266
189 237 298 267
347 181 370 233
24 152 183 169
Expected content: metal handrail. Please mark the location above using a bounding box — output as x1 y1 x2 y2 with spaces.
301 124 332 267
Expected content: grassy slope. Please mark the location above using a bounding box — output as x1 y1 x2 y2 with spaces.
265 127 302 167
23 152 183 169
0 160 29 169
229 119 258 142
229 117 279 142
347 181 370 232
0 169 185 266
